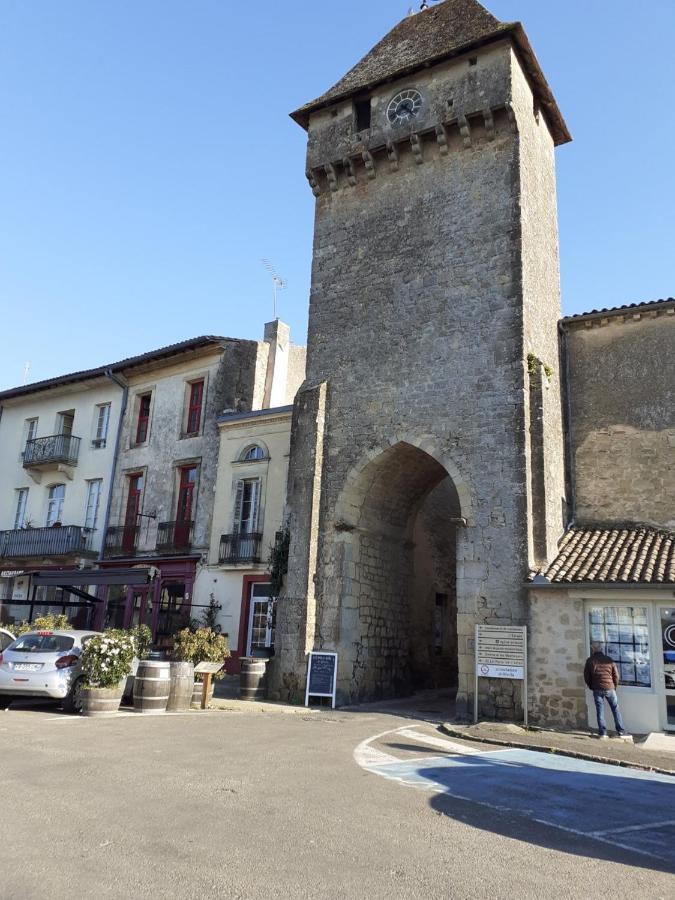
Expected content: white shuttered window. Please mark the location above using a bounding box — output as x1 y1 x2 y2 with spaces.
14 488 29 529
233 478 260 534
84 479 103 530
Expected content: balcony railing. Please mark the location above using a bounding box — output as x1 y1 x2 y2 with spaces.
23 434 81 468
104 525 140 558
156 520 194 554
219 532 263 564
0 525 95 560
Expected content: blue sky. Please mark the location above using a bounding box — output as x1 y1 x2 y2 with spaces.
1 0 673 389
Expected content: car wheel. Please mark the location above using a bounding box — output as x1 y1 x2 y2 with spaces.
62 678 85 714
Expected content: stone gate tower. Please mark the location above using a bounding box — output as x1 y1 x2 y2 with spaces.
273 0 571 714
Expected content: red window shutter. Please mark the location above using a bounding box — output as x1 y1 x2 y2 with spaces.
136 395 151 444
186 381 204 434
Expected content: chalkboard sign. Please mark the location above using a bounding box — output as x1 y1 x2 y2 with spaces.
305 651 338 708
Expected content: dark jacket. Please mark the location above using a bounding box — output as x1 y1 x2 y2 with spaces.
584 652 619 691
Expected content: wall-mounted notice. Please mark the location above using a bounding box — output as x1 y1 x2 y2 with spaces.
475 625 528 725
305 651 338 709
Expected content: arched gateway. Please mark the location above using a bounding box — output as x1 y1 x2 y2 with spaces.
330 441 465 701
272 2 569 717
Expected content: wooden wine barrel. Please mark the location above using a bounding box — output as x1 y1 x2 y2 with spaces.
133 660 171 714
190 680 215 709
82 683 124 717
239 657 268 701
167 661 195 712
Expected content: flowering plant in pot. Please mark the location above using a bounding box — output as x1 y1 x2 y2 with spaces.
172 628 229 708
80 631 135 717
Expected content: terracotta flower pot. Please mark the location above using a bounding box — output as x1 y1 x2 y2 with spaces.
82 682 125 717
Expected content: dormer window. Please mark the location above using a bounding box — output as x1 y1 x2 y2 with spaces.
241 445 266 462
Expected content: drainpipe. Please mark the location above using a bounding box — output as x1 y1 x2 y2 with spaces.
558 321 576 528
100 370 129 562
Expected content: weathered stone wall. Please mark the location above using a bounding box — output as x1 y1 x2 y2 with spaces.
528 588 587 727
278 41 567 710
566 307 675 528
511 58 567 566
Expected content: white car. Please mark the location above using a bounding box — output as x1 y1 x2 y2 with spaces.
0 629 100 712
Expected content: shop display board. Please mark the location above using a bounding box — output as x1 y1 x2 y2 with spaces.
475 625 528 725
305 651 338 708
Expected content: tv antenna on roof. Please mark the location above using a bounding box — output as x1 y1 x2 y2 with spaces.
23 362 31 384
261 259 287 319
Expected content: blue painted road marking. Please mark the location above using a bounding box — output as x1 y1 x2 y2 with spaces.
356 727 675 864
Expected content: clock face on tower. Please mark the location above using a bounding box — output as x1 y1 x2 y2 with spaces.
386 89 423 125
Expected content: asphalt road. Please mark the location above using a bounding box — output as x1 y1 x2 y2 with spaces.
1 704 673 899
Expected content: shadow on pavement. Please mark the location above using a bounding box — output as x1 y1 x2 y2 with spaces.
422 754 675 875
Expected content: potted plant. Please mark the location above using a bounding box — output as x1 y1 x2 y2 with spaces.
113 624 153 702
80 631 135 717
172 627 229 708
13 613 71 637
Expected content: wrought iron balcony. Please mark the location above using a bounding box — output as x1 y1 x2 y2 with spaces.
219 532 263 565
156 520 194 554
104 525 140 558
23 434 81 469
0 525 95 560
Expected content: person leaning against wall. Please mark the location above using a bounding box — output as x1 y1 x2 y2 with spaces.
583 642 629 739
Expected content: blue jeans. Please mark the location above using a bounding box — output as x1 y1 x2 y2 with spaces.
593 689 625 735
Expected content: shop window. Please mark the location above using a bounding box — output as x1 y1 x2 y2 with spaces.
588 606 651 687
135 394 152 444
184 380 204 436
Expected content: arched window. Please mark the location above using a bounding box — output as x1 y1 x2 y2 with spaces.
240 444 266 461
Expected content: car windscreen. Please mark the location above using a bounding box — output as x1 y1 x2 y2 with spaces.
0 632 15 652
9 634 75 653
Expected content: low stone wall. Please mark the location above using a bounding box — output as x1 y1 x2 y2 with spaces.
528 588 587 727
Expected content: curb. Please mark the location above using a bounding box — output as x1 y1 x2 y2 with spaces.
439 723 675 778
210 698 319 716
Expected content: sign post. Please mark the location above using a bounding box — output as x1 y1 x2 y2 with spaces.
474 625 527 726
305 651 338 709
194 661 225 710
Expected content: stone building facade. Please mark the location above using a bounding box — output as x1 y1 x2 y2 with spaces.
273 0 571 713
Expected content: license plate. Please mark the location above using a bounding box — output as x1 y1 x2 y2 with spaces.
14 663 42 672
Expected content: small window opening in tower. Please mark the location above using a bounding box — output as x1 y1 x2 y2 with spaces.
354 97 371 132
468 56 478 66
447 98 454 109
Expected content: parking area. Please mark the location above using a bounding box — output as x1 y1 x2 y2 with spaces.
356 725 675 866
2 705 674 899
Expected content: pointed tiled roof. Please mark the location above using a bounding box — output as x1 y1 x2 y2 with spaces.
532 526 675 585
291 0 570 144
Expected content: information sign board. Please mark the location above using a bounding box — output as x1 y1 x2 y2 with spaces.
474 625 527 725
194 661 225 675
305 651 338 709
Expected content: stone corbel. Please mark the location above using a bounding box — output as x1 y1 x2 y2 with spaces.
306 169 322 197
482 107 495 140
435 123 449 155
504 101 517 133
386 141 399 172
342 157 357 187
458 114 472 148
362 150 376 180
324 163 338 192
410 133 424 165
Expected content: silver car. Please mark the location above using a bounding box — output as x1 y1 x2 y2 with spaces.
0 629 100 713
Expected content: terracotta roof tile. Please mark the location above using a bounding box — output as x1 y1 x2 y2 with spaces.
532 526 675 585
561 297 674 325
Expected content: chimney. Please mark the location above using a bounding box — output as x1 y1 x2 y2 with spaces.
262 319 291 408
